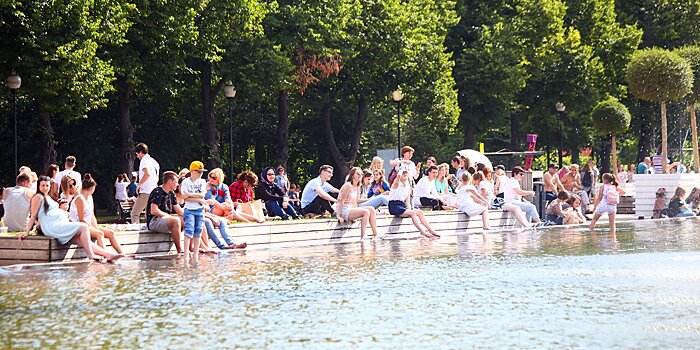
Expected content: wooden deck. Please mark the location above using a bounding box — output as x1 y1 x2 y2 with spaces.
0 210 517 266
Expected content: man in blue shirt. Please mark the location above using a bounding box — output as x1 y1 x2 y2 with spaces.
637 157 651 174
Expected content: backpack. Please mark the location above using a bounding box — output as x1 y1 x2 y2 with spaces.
387 168 398 186
582 172 593 188
605 185 619 205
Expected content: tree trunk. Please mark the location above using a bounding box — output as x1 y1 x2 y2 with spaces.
690 104 700 172
322 97 367 182
661 101 668 173
611 135 618 176
37 101 56 172
600 138 611 174
117 75 135 174
275 90 289 168
200 62 225 169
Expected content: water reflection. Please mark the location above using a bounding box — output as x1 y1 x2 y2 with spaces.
1 219 700 349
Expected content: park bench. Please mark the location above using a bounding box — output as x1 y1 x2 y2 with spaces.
117 200 133 223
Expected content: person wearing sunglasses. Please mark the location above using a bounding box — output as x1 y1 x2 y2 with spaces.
204 168 247 249
275 165 289 193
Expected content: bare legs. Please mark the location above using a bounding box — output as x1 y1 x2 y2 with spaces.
589 211 615 234
401 209 439 237
480 209 492 230
88 226 123 254
346 207 379 239
166 216 184 253
502 203 530 228
72 223 122 262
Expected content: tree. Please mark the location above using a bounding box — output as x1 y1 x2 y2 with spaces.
627 48 694 173
591 99 631 175
0 0 132 171
676 46 700 171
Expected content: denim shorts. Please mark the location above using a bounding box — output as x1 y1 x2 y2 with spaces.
183 208 204 238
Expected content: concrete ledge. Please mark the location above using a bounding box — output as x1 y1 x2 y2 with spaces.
0 209 516 266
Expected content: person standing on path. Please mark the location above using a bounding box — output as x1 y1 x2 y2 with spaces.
131 143 160 224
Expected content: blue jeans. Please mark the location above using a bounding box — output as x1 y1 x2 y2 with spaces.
204 216 235 248
508 200 539 222
676 210 695 217
546 214 563 225
183 208 204 238
359 195 389 209
265 200 298 220
545 192 557 201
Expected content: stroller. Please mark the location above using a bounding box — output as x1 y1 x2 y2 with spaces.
652 187 668 219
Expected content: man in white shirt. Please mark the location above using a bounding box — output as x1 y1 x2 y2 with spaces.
53 156 82 193
301 165 339 216
502 166 543 225
413 165 446 210
131 143 160 224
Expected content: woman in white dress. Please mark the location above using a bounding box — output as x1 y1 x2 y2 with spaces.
456 172 492 230
20 176 122 262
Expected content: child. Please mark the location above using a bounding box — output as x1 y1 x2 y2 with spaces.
456 172 492 231
545 191 570 225
562 194 585 225
667 187 696 217
288 184 302 213
180 161 209 263
589 173 625 233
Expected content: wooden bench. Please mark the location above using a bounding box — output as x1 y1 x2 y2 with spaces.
617 196 635 214
117 200 133 223
0 210 517 266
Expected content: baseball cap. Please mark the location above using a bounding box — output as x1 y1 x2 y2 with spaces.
189 161 207 172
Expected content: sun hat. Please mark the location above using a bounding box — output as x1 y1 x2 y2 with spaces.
189 161 207 172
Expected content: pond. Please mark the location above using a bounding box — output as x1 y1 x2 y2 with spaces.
2 218 700 349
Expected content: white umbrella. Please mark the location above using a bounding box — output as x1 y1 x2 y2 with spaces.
457 149 493 170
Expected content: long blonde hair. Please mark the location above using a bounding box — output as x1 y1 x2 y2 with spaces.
369 157 384 172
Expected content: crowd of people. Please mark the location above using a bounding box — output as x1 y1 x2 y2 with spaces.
3 142 700 262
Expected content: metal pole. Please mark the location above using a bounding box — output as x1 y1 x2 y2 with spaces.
228 98 233 179
397 101 401 158
558 112 563 168
12 89 17 174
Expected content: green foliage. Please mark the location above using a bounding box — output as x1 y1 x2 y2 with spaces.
591 99 631 135
676 46 700 103
626 48 694 102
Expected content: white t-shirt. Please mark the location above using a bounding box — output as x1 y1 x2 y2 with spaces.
502 177 522 201
477 181 495 205
180 177 207 210
115 182 128 201
393 158 417 179
54 169 82 190
138 154 160 194
456 184 478 206
301 177 336 208
414 176 438 206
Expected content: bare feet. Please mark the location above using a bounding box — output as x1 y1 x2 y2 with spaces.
106 254 124 263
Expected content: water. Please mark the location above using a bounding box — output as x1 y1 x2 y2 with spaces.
2 219 700 349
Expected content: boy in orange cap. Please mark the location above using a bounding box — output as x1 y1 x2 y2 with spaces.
180 161 208 263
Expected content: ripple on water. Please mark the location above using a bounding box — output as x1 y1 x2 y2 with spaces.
1 220 700 349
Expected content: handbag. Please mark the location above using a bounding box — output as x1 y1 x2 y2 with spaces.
387 168 398 185
240 199 265 221
492 197 506 209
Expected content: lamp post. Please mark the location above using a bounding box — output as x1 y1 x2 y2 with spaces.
224 81 236 179
6 72 21 174
555 102 566 168
392 89 404 158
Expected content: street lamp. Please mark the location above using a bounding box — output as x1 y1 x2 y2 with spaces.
392 89 404 158
224 81 236 179
6 71 21 174
555 102 566 168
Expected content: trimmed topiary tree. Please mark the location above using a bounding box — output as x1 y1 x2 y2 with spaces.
676 46 700 171
627 48 694 173
592 99 632 176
